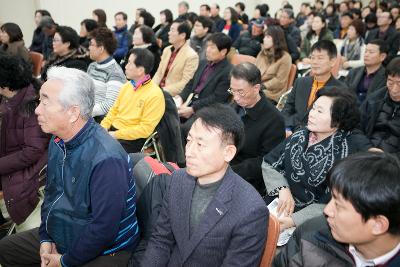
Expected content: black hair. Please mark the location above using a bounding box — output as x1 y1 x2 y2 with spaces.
173 18 192 40
230 62 262 86
80 19 98 33
256 4 269 17
137 25 156 44
341 11 354 19
195 16 214 32
0 23 23 42
282 8 295 19
207 32 232 54
226 7 239 24
114 11 127 21
179 1 189 10
310 39 337 59
200 4 211 12
160 9 174 24
140 11 155 28
350 8 361 19
368 39 389 54
316 87 359 131
194 103 244 149
329 152 400 235
386 57 400 77
55 26 80 50
93 9 107 27
235 2 245 11
127 48 155 75
306 13 329 41
265 25 288 61
283 3 293 10
186 12 199 27
90 27 117 55
35 9 51 17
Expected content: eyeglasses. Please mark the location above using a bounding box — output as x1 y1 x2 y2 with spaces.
227 88 247 97
52 38 62 43
387 78 400 87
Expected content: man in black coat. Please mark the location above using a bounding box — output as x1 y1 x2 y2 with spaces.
344 39 388 106
282 40 347 135
229 63 285 194
232 18 264 57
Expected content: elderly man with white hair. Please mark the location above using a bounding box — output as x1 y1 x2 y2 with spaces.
0 67 140 267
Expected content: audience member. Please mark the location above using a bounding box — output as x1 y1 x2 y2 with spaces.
339 19 366 69
360 57 400 158
344 39 388 105
39 16 57 61
30 9 51 53
264 87 370 231
128 8 146 34
232 18 263 57
153 19 199 96
364 12 378 39
0 22 31 63
283 40 346 134
235 2 249 25
92 8 107 28
199 4 211 17
0 55 48 233
141 104 269 266
279 8 301 47
255 25 292 103
210 3 225 31
0 66 140 266
41 26 88 80
296 2 312 27
230 63 285 193
137 10 156 28
391 4 400 22
185 12 199 29
218 7 242 43
177 1 189 20
113 11 132 64
153 9 173 50
101 48 165 153
79 19 98 48
87 27 126 121
273 152 400 267
190 16 214 61
334 11 354 39
324 3 340 32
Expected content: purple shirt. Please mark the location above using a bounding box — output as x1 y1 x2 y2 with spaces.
194 61 222 94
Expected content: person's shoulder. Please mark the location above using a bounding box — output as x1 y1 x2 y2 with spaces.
230 171 267 210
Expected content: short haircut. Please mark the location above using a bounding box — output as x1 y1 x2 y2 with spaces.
179 1 189 9
200 4 211 12
194 103 244 149
365 12 377 24
316 87 360 131
186 12 199 26
350 8 361 18
47 66 95 120
137 25 156 44
349 19 364 36
35 9 51 18
386 57 400 77
329 152 400 235
0 54 32 90
114 11 127 21
235 2 245 11
140 11 155 28
39 16 56 29
368 39 389 54
56 26 80 50
341 11 354 19
80 19 98 33
311 39 337 59
282 8 295 19
127 48 155 75
195 16 214 32
90 27 117 55
173 19 191 40
0 22 23 42
256 4 269 17
265 25 288 61
207 32 231 54
213 3 220 10
160 9 174 24
93 9 107 27
230 62 262 86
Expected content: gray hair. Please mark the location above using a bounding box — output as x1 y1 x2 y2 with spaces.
46 66 95 120
230 62 262 86
283 8 295 19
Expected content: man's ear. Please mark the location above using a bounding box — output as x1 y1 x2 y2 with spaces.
68 106 81 123
223 144 237 162
380 52 387 62
371 215 390 236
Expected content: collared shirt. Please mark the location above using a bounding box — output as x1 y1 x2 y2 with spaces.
357 68 379 104
160 46 182 88
349 242 400 267
194 61 222 94
307 77 328 107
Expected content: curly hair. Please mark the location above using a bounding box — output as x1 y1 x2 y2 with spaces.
0 54 33 90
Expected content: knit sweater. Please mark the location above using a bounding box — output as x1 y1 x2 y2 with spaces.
87 58 126 117
101 80 165 141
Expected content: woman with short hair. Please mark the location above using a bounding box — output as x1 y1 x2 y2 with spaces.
0 22 31 63
339 19 366 69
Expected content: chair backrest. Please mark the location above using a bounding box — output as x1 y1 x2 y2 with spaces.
230 54 256 65
286 64 297 90
29 51 43 77
259 214 280 267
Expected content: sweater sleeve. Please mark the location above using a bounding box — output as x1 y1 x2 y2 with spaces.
92 75 124 117
100 85 125 130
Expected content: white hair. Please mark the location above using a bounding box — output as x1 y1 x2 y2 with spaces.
46 66 95 120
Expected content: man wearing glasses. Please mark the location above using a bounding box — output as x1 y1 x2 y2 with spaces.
360 57 400 158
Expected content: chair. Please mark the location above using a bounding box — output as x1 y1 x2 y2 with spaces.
286 64 297 90
140 131 164 162
29 51 44 78
230 54 256 65
259 214 280 267
276 87 293 111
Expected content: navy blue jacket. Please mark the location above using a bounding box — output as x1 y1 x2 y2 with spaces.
113 25 132 63
39 119 139 266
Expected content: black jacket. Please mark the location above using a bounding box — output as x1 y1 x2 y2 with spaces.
30 27 45 53
232 32 263 57
283 24 301 47
365 26 400 64
282 75 347 130
179 58 232 111
285 32 300 63
231 94 285 193
153 24 171 51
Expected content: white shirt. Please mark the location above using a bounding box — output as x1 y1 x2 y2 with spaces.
348 242 400 267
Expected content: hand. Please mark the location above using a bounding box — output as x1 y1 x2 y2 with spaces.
40 242 57 267
340 56 348 64
173 95 183 107
302 58 311 65
277 188 295 217
285 130 293 138
108 131 116 139
41 253 61 267
278 215 295 231
368 147 384 153
342 61 350 69
178 106 194 119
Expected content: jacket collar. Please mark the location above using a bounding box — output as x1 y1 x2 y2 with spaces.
5 84 35 108
54 118 95 150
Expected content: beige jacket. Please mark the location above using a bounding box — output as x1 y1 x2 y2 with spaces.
153 41 199 96
255 50 292 103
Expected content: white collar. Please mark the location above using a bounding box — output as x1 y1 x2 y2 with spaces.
348 242 400 267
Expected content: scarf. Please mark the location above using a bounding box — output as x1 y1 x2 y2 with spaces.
341 37 363 61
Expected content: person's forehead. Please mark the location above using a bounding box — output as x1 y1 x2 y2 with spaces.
40 79 63 98
311 49 329 56
230 77 252 89
366 43 379 51
190 119 222 139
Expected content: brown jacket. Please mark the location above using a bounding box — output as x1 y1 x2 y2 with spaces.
153 41 199 96
255 50 292 103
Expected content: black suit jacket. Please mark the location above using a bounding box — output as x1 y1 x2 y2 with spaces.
365 26 400 64
179 58 232 111
282 75 347 129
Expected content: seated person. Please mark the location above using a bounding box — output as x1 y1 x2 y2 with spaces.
232 18 264 57
0 66 139 267
360 57 400 159
333 11 353 39
101 48 165 153
153 19 199 96
273 152 400 267
282 40 347 135
112 12 132 64
339 19 366 70
0 23 31 64
41 26 89 80
79 19 98 49
141 104 269 266
174 33 232 139
263 87 370 231
279 8 301 47
229 62 285 194
344 39 387 105
190 16 214 61
255 25 292 103
87 27 126 121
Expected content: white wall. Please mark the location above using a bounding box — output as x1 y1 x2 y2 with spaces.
0 0 304 48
